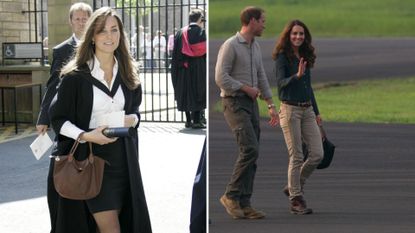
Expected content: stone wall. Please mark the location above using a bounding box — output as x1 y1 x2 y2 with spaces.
0 0 93 64
0 0 36 63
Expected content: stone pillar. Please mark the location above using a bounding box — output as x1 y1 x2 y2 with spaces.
47 0 72 59
47 0 93 59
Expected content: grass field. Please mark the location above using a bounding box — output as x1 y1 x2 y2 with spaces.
209 0 415 38
214 77 415 124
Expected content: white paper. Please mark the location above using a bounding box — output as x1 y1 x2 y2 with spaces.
95 110 125 127
30 133 53 160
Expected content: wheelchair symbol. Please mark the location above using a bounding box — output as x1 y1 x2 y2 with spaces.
5 45 14 57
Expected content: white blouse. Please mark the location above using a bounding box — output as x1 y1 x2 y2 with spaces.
60 56 138 140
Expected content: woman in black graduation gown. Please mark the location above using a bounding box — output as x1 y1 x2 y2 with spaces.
49 7 152 233
171 8 206 128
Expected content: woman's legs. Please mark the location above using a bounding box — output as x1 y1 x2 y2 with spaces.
300 108 324 185
93 210 120 233
280 104 323 214
279 104 303 198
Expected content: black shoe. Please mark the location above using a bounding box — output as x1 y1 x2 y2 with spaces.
185 122 192 128
191 122 206 129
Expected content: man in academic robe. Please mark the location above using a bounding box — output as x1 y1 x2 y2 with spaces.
171 8 206 129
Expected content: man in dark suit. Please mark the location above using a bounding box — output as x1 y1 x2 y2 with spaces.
36 2 92 134
35 3 92 233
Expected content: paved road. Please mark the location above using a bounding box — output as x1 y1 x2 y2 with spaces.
209 114 415 233
209 38 415 233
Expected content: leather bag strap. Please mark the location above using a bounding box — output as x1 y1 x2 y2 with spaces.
319 125 327 140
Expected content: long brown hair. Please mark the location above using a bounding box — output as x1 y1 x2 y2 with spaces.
61 7 139 90
271 19 316 68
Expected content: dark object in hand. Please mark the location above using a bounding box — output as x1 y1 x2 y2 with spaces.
302 125 336 169
102 127 135 138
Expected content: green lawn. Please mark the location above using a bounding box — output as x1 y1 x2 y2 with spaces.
209 0 415 38
214 77 415 124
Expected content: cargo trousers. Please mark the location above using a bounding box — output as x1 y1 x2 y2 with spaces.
222 95 260 208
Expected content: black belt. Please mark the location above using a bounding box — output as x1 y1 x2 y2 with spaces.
223 93 249 98
282 101 312 107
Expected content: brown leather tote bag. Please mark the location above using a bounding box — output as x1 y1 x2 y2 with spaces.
53 139 107 200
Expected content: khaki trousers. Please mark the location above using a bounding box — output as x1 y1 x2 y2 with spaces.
279 103 323 199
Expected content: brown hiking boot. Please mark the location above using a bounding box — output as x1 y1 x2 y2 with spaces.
290 196 313 215
242 206 266 219
220 195 245 219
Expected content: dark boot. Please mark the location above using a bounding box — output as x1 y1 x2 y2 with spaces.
191 122 206 129
185 121 192 128
290 196 313 215
191 111 205 129
185 111 192 128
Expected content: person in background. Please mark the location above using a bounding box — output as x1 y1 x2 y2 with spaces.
167 27 177 67
42 37 49 63
144 33 154 68
36 2 92 135
215 6 279 219
272 19 323 215
153 30 166 68
171 8 207 129
35 3 92 233
48 7 152 233
131 25 145 62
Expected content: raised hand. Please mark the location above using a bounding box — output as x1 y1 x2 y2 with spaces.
296 57 307 79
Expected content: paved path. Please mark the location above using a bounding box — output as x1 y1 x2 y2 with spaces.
208 113 415 233
0 123 206 233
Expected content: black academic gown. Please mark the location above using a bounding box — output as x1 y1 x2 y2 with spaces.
171 24 206 112
48 65 152 233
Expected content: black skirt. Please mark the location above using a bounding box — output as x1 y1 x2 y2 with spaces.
86 138 129 213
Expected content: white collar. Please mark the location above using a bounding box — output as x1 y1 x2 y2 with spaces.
88 55 119 89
